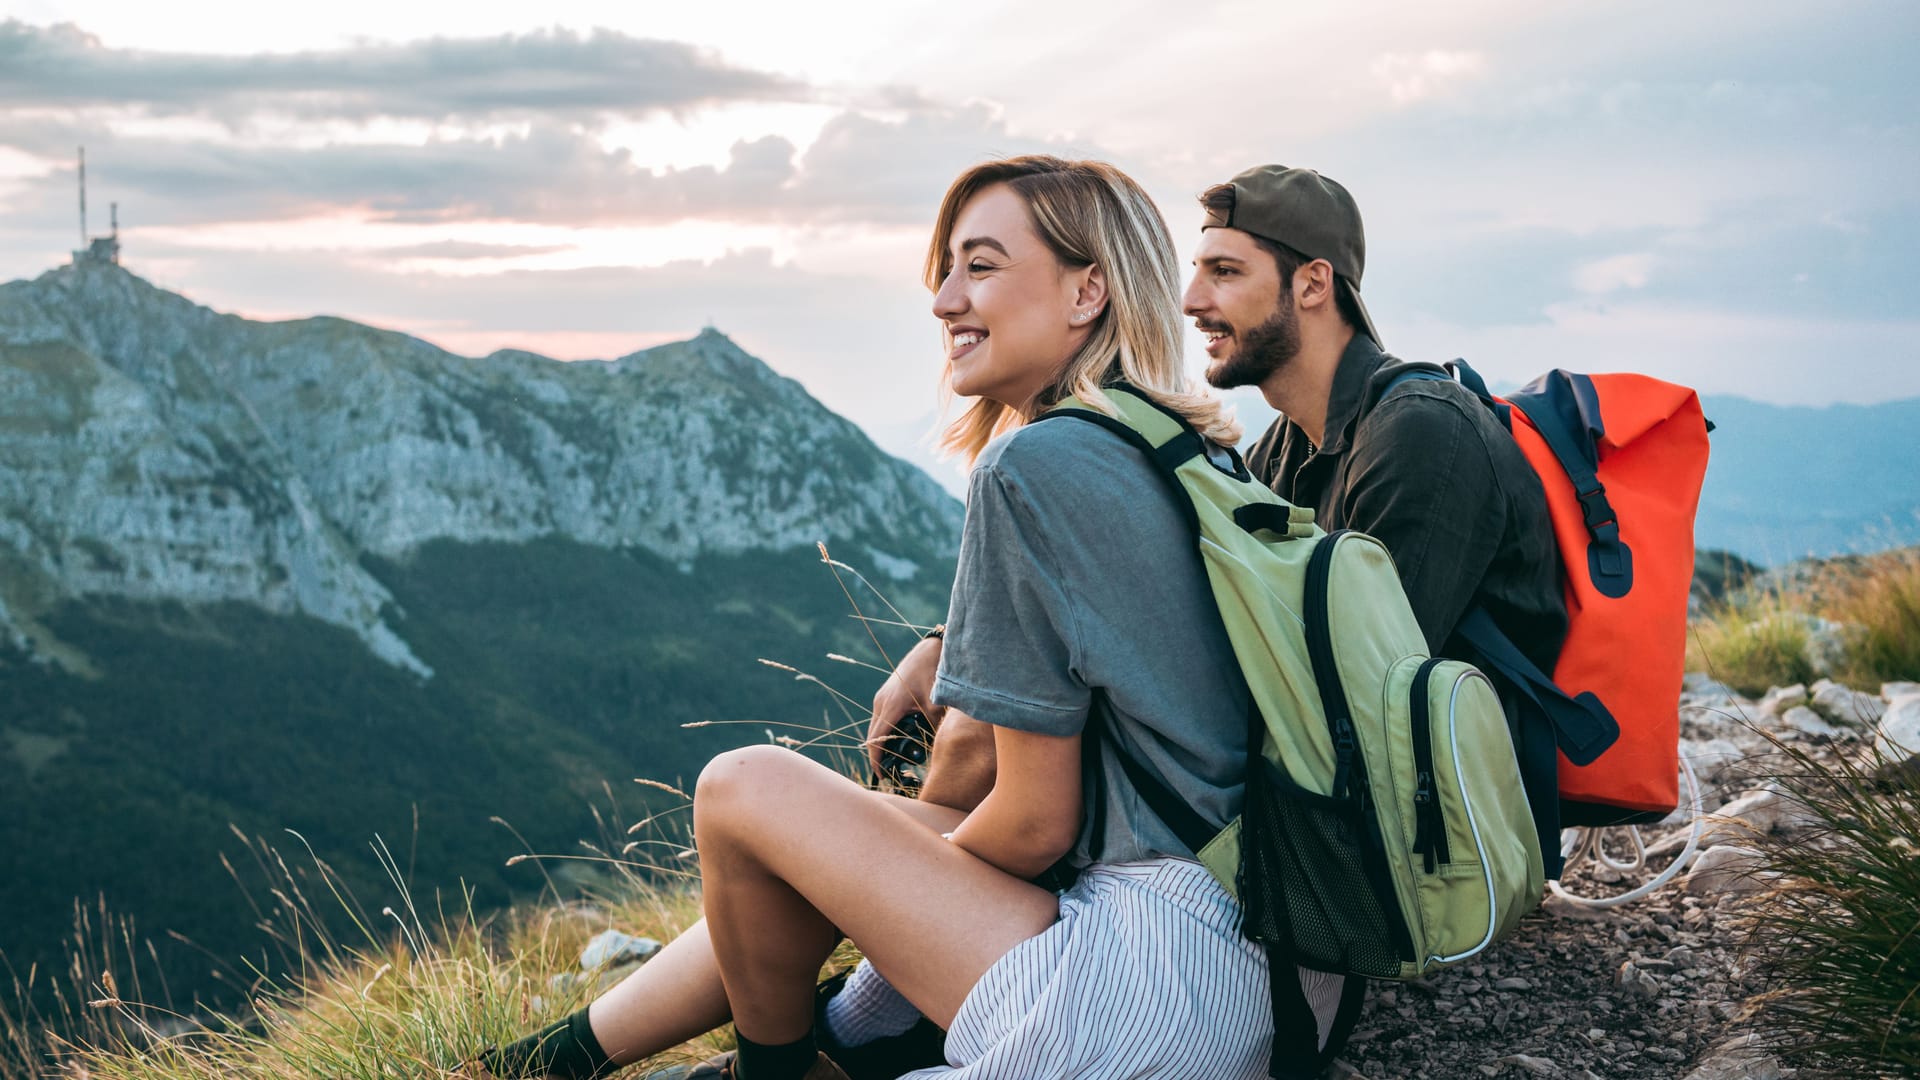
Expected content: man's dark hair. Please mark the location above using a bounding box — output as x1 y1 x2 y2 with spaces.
1199 184 1364 330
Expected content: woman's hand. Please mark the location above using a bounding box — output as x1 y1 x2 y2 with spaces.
947 723 1083 880
867 635 946 775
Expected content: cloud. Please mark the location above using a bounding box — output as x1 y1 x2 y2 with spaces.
1 102 1083 230
1572 253 1654 295
0 20 808 122
382 240 573 259
1371 51 1488 105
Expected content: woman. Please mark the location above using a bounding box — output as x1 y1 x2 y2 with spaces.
480 155 1280 1080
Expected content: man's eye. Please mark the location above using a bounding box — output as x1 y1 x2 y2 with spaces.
1216 266 1237 277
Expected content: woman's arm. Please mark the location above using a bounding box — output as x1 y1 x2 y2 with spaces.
946 716 1083 880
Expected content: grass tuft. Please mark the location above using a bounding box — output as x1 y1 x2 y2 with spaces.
1739 731 1920 1075
1688 545 1920 696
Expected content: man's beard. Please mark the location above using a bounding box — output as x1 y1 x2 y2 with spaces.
1205 295 1301 391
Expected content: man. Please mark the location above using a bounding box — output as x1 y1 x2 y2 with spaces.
1181 164 1565 674
847 165 1569 1076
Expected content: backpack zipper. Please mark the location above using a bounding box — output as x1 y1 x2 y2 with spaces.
1409 656 1452 873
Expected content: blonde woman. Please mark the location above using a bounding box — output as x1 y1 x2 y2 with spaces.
480 156 1275 1080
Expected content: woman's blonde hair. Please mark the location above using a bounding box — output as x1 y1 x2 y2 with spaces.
925 155 1241 464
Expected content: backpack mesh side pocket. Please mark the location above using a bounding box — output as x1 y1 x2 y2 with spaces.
1239 758 1410 978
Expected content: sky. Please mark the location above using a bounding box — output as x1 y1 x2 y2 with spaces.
1 1 1915 486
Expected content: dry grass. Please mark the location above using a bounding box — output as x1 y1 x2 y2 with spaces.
0 821 732 1080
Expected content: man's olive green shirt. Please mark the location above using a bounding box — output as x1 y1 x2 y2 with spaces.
1244 335 1568 674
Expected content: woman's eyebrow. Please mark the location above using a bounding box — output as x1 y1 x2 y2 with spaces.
957 236 1011 258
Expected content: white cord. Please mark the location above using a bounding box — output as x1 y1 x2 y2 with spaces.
1548 753 1705 909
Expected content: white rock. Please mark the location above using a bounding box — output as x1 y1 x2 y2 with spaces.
1875 694 1920 772
1681 1034 1784 1080
1780 705 1843 740
1681 737 1746 782
1497 1053 1560 1075
1680 672 1741 705
1756 683 1807 716
1615 959 1662 999
1883 681 1920 701
1802 618 1851 676
1810 682 1885 727
1648 785 1816 858
579 930 663 970
1684 844 1771 896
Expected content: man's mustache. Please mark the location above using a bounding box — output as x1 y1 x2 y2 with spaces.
1193 319 1231 334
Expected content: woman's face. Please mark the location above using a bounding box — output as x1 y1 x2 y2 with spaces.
932 183 1097 408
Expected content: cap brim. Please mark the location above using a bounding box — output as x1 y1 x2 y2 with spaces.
1340 276 1382 349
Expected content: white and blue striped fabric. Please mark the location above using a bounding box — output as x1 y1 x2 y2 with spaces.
891 858 1343 1079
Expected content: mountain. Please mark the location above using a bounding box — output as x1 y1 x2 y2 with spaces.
1694 394 1920 565
0 261 962 1007
1201 383 1919 567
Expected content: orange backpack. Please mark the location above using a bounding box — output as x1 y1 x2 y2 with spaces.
1387 363 1712 871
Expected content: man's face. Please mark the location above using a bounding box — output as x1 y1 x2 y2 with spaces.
1183 227 1298 391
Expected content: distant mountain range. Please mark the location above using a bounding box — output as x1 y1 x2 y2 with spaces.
1206 383 1919 567
0 262 961 1007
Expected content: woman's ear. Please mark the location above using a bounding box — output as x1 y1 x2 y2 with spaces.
1069 264 1109 326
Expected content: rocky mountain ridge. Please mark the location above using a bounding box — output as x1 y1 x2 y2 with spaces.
0 262 962 674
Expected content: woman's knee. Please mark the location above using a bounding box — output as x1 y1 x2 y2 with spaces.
693 745 816 835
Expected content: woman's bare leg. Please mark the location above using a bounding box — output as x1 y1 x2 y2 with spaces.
694 745 1058 1043
583 792 970 1064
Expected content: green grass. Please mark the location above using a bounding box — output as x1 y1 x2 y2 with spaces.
1688 546 1920 696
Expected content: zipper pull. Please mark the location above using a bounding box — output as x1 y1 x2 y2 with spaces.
1414 771 1438 873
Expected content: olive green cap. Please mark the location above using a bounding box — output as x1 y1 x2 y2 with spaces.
1202 164 1381 347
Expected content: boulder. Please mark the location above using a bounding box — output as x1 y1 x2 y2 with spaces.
1681 1034 1784 1080
1875 693 1920 773
579 929 663 970
1680 672 1742 707
1780 705 1844 740
1883 681 1920 701
1755 683 1806 716
1801 618 1851 676
1648 785 1816 857
1681 737 1745 783
1810 680 1885 727
1684 844 1771 896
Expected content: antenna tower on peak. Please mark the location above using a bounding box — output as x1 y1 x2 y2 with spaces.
73 147 122 267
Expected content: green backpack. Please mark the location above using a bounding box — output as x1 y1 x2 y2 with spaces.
1041 387 1543 1080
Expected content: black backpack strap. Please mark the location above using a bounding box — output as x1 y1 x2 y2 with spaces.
1455 607 1621 879
1265 966 1367 1079
1503 371 1633 600
1098 708 1219 857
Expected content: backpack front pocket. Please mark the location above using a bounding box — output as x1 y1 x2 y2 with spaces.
1239 756 1414 978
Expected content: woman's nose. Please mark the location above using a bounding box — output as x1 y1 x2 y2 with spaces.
932 270 967 319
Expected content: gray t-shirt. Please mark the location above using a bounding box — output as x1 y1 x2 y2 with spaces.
931 415 1252 868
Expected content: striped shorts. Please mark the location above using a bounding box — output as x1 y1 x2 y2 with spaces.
896 857 1339 1079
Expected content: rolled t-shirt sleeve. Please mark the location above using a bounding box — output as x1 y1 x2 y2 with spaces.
932 462 1093 736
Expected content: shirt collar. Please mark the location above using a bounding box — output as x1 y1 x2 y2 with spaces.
1307 332 1393 458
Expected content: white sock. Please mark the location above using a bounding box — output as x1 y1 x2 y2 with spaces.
824 959 923 1046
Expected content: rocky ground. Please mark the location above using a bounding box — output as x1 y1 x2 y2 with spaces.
1335 675 1918 1080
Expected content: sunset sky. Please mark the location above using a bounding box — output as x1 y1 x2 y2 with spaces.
1 1 1913 479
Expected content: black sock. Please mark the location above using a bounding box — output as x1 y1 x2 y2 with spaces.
733 1027 818 1080
480 1007 613 1079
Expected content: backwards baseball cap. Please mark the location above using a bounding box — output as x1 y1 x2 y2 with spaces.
1202 165 1381 348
